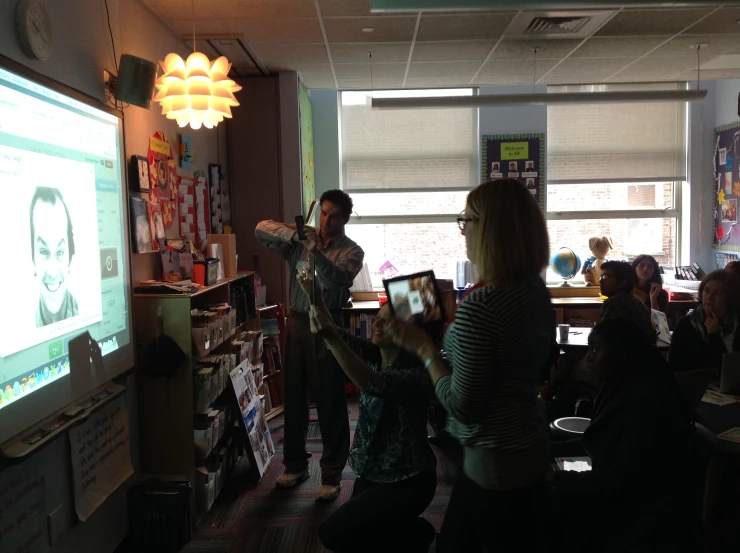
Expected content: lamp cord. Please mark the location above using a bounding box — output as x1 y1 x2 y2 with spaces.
533 48 538 93
103 0 118 73
696 45 701 90
192 0 196 52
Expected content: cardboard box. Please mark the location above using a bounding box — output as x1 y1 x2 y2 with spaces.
207 234 237 279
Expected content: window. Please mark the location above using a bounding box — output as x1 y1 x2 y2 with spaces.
545 83 686 284
341 89 478 288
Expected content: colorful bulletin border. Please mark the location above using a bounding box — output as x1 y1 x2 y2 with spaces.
481 133 546 212
713 121 740 251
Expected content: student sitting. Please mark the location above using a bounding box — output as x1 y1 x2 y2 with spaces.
551 319 701 553
599 261 656 344
296 271 438 553
632 254 669 312
669 269 740 373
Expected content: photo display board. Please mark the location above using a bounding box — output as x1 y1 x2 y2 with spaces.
713 122 740 251
481 133 545 211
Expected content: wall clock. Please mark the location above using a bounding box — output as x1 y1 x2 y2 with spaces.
16 0 53 61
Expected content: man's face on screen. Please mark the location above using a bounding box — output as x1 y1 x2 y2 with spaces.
32 200 70 314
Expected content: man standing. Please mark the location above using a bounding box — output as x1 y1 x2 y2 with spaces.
255 190 364 501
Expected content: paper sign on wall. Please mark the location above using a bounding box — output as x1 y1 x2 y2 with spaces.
69 396 133 521
0 464 47 553
501 142 529 160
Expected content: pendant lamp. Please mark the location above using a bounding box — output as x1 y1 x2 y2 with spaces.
153 1 241 130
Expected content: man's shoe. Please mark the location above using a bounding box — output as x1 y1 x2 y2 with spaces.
275 469 309 489
317 483 341 502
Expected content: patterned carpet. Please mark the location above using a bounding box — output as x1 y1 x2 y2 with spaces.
181 400 460 553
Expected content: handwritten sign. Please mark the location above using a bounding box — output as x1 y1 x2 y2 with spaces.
69 397 133 521
0 464 47 553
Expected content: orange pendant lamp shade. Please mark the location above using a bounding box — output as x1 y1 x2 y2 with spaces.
154 52 242 130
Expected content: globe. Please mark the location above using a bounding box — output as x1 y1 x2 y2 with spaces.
550 247 582 286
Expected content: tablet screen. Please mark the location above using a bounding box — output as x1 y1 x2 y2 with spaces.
384 272 444 325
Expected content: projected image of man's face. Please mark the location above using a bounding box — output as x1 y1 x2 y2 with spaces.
33 199 70 314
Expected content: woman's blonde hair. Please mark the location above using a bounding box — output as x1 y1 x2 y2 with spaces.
466 178 550 285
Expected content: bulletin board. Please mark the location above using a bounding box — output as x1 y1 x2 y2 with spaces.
713 122 740 250
481 133 545 211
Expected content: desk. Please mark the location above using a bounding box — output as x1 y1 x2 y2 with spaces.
552 297 696 326
557 327 670 351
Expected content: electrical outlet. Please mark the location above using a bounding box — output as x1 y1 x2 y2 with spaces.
47 504 66 545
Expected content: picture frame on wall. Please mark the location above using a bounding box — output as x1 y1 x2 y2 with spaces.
128 155 150 192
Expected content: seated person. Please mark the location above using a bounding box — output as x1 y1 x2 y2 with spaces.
599 261 656 344
296 270 437 553
632 254 668 312
551 320 701 553
669 270 740 373
725 260 740 282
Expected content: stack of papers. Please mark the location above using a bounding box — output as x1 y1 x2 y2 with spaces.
555 456 592 472
350 264 374 292
701 390 740 406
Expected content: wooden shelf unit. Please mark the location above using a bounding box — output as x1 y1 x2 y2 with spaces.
134 271 285 527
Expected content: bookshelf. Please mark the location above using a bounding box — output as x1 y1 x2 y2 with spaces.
134 271 285 527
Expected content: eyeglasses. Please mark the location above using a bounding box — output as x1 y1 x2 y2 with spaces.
457 211 474 231
599 273 611 281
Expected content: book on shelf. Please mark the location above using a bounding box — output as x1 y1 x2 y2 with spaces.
348 313 378 340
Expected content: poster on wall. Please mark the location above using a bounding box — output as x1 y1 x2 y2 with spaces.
299 83 315 220
147 131 178 228
481 133 545 211
713 122 740 250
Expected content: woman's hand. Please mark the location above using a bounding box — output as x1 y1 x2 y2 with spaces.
649 282 662 310
705 309 720 334
309 305 340 341
381 317 434 359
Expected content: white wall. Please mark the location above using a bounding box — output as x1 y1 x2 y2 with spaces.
0 1 223 552
479 84 547 134
310 89 340 200
714 79 740 127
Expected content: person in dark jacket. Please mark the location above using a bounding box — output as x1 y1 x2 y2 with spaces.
669 270 740 373
551 319 701 553
632 254 669 313
599 261 657 344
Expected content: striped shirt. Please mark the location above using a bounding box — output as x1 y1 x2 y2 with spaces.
437 277 551 453
255 220 364 313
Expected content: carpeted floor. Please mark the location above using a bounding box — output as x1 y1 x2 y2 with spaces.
180 399 460 553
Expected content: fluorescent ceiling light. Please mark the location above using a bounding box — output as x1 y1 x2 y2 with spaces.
372 89 707 109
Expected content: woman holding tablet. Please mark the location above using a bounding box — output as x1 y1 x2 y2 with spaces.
383 179 553 552
296 270 438 553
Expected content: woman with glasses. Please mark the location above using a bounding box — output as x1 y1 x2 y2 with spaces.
384 179 553 552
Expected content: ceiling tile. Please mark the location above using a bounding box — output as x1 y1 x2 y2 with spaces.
251 43 329 67
676 68 740 80
318 0 373 17
417 13 516 41
333 63 407 79
337 79 405 89
686 7 740 35
330 43 411 63
477 58 559 77
323 16 418 43
412 41 494 62
546 58 633 79
610 56 698 81
301 77 337 89
492 39 582 60
604 72 682 83
149 0 318 19
173 18 323 43
404 77 475 88
573 36 669 58
650 34 740 57
293 64 336 79
407 61 482 79
473 75 542 86
595 9 713 37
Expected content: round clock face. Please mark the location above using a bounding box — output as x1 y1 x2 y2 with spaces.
17 0 53 61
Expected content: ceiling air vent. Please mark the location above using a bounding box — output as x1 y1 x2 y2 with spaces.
525 16 589 35
508 11 614 39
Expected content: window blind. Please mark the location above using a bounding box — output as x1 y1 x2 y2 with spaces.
547 83 687 184
340 90 478 190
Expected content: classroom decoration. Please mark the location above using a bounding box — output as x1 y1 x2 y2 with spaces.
194 169 211 248
147 131 178 227
550 247 582 287
581 236 614 287
713 121 740 250
481 133 545 211
299 83 315 218
179 134 192 170
154 52 241 130
209 163 230 234
178 177 196 244
716 251 740 269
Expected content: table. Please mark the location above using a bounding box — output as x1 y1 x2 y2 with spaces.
556 327 670 351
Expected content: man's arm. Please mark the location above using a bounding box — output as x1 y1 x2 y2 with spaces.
254 220 298 261
313 246 364 289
